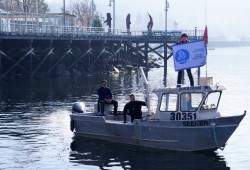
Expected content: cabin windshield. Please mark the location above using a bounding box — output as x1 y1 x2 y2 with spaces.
160 93 178 112
201 91 221 110
180 92 204 112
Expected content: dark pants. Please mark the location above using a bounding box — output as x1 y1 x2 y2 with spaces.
177 69 194 87
98 99 118 114
131 115 142 122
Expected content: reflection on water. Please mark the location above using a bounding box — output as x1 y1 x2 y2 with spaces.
0 72 152 114
70 136 229 170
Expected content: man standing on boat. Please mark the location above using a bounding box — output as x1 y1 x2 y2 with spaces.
123 94 146 123
168 33 194 87
97 80 118 116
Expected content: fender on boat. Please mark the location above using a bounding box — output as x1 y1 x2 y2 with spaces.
70 119 75 132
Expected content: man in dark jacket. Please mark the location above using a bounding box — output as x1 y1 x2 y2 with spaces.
97 80 118 116
123 94 146 123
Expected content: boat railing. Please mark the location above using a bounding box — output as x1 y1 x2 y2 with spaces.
139 67 151 115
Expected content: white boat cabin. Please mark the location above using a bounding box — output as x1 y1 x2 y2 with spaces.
152 85 226 121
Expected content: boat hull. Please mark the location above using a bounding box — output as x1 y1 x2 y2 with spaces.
70 113 246 152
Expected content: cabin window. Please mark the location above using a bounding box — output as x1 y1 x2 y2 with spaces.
160 93 178 112
202 91 221 110
180 92 204 112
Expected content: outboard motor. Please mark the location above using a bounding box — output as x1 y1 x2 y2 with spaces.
71 102 85 132
72 102 85 113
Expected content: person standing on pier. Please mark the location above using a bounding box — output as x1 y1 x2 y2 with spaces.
170 33 194 87
126 13 131 34
97 80 118 116
123 94 146 123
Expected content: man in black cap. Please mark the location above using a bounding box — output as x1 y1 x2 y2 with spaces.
123 94 146 123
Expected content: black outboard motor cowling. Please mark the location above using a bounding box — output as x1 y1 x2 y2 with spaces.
72 102 85 113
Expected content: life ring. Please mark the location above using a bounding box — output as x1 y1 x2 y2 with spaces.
70 120 75 132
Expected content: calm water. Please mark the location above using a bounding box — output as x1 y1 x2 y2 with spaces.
0 47 250 170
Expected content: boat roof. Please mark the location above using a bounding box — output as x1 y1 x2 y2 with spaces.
152 84 226 93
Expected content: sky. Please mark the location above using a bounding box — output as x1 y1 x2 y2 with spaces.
45 0 250 39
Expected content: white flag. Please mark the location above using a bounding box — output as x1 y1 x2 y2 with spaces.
172 40 207 71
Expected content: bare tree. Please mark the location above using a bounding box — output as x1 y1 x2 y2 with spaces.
0 0 49 13
0 0 19 11
70 0 95 27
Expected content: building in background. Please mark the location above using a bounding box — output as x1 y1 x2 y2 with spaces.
0 10 76 34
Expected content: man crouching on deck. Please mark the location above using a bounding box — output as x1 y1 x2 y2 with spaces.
123 94 146 123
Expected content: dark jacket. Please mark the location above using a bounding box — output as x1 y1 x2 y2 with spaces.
123 101 146 122
177 39 190 44
97 86 112 100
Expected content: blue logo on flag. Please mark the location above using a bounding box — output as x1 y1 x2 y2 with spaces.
175 49 190 64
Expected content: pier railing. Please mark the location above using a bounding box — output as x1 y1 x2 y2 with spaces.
0 11 204 40
0 25 203 40
0 23 204 39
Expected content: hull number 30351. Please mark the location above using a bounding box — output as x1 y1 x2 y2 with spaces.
170 112 197 120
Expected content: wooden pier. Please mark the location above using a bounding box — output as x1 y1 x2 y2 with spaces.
0 28 203 80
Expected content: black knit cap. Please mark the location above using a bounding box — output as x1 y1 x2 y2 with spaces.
181 33 188 38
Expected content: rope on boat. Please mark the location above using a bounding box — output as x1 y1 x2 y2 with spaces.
212 121 219 147
141 114 151 121
212 119 225 151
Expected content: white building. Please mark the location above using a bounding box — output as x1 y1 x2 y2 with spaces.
0 10 77 33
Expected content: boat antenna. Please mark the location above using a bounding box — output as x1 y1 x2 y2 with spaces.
205 0 208 78
205 0 207 26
